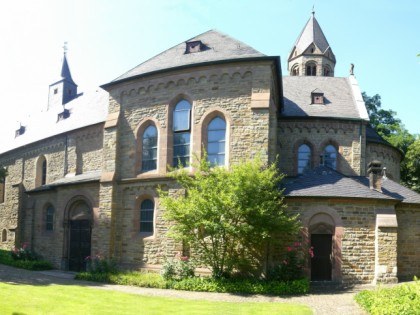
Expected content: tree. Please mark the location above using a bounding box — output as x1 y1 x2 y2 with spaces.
159 156 301 279
403 137 420 192
363 92 416 186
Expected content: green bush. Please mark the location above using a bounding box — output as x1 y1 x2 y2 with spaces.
355 278 420 315
85 254 117 274
76 270 309 295
161 253 195 280
0 248 53 271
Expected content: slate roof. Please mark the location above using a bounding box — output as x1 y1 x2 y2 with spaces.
26 170 102 193
366 125 393 147
0 88 109 154
60 53 76 86
294 13 330 54
111 30 265 83
282 167 420 204
282 76 369 120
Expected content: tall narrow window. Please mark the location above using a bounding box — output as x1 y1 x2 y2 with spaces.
1 229 6 242
323 145 337 170
306 63 316 76
298 144 311 174
173 100 191 167
140 199 154 233
46 205 55 231
207 117 226 166
142 125 158 171
42 159 47 185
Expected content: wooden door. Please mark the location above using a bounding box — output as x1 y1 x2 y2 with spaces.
69 220 91 271
311 234 332 281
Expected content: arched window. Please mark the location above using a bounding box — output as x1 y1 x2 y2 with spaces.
173 100 192 167
291 64 299 76
46 205 55 231
140 199 154 233
323 145 337 170
298 144 311 174
306 63 316 76
1 229 6 242
42 159 47 185
36 156 47 187
142 125 158 171
323 66 332 77
207 117 226 166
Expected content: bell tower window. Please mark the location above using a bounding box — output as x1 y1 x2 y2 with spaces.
306 63 317 76
291 64 300 76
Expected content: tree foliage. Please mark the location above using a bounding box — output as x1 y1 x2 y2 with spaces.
363 92 417 188
159 156 301 278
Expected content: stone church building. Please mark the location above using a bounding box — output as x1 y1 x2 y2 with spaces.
1 13 419 284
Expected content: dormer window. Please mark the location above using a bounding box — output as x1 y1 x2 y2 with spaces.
185 40 209 54
311 89 324 104
57 108 70 122
15 125 26 137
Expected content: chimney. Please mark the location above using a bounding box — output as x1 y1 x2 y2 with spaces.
368 160 382 192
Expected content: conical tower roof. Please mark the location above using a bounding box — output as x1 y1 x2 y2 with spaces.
60 53 76 85
293 12 331 55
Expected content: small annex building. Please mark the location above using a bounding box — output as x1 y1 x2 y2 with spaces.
0 12 419 284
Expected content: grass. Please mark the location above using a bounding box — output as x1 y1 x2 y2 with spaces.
0 282 313 315
355 279 420 315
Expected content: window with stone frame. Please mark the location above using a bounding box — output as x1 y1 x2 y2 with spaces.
140 199 154 234
291 64 299 76
207 116 226 166
141 125 158 172
323 65 332 77
298 144 312 174
35 155 47 187
306 62 317 76
1 229 6 242
46 205 55 231
173 100 191 168
322 145 337 170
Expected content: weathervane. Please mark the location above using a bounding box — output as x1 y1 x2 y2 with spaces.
63 41 68 55
312 5 315 16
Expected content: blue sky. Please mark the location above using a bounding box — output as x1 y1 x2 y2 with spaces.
0 0 419 135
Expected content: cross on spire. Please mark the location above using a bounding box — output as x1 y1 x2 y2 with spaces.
63 41 68 55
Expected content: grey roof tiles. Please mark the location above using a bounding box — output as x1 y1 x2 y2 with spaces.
112 30 265 83
283 167 420 204
282 76 366 120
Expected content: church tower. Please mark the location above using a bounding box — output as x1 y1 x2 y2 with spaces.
288 10 336 77
47 44 78 111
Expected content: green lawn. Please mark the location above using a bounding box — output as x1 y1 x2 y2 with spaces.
0 282 312 315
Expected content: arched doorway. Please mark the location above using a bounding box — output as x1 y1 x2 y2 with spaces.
66 200 92 271
309 213 335 281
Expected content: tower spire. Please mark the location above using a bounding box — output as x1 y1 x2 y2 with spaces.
47 43 78 110
287 11 336 77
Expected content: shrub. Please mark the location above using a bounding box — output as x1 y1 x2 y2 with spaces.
0 248 53 271
76 269 309 295
161 252 195 280
85 254 117 274
355 277 420 315
268 242 314 281
11 243 37 261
